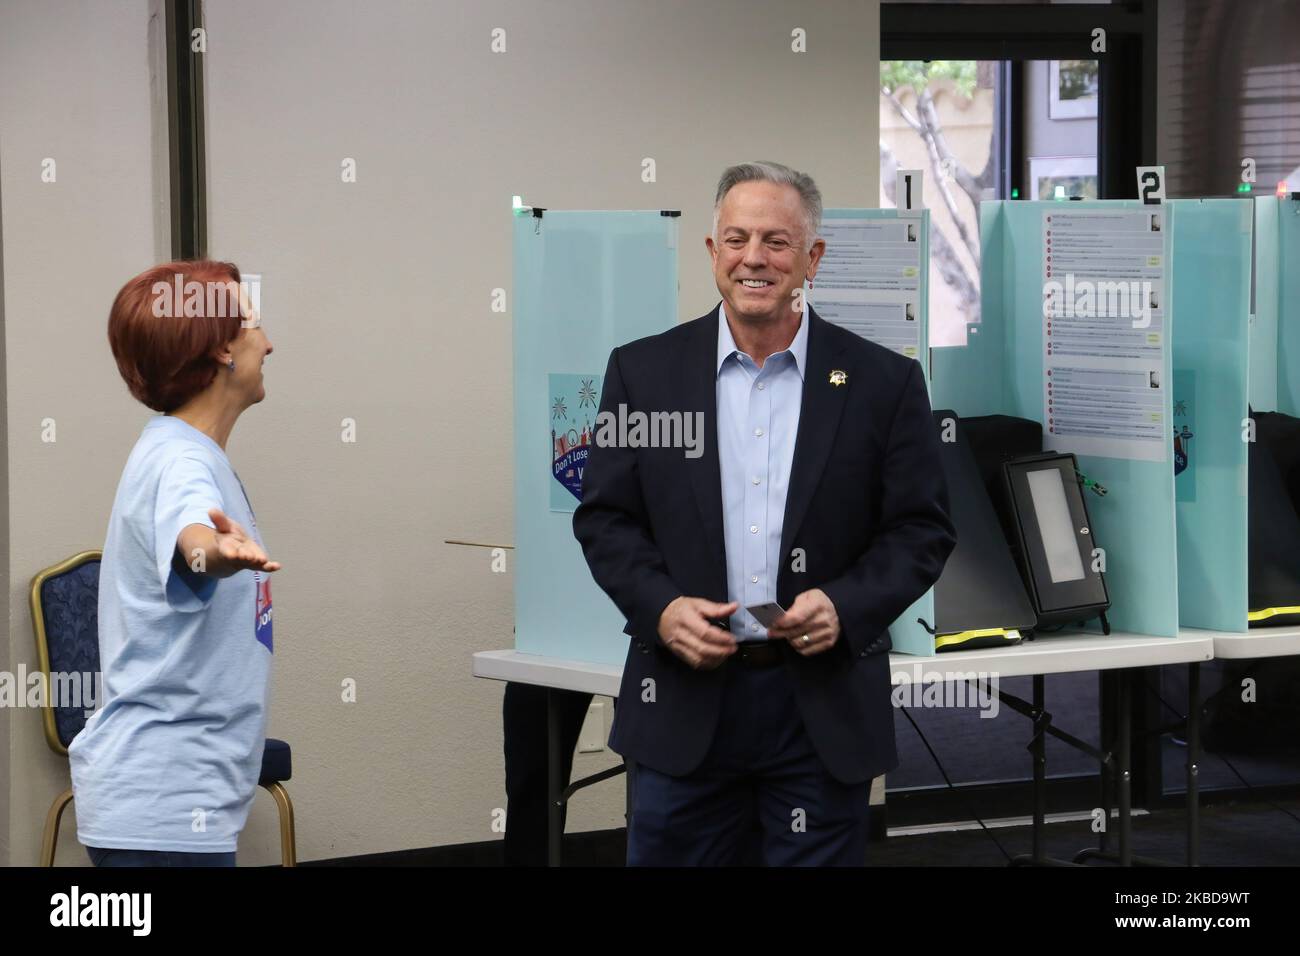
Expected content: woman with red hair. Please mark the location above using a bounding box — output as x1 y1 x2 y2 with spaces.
68 260 279 867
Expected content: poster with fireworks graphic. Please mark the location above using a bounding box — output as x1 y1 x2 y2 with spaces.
549 373 603 512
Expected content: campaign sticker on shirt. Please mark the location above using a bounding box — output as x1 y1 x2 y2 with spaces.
255 571 273 652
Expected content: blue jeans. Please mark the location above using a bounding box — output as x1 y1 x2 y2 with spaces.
86 846 236 867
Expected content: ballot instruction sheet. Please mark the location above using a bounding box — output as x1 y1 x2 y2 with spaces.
1042 207 1169 462
810 217 922 359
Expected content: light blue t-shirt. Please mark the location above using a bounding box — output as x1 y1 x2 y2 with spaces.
69 415 274 852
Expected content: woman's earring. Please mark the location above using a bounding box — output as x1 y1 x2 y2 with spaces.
228 359 236 371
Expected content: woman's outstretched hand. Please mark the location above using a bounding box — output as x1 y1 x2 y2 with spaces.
209 508 281 574
177 509 281 578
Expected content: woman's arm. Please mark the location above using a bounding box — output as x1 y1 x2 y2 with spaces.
177 507 282 579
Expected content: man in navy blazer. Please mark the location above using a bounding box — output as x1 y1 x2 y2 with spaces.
573 162 955 866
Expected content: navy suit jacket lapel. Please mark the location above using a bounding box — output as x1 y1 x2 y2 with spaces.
682 312 726 596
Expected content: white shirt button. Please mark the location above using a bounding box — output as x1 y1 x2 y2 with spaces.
750 525 759 534
757 382 765 390
752 476 761 485
754 427 764 437
750 623 759 631
751 575 759 583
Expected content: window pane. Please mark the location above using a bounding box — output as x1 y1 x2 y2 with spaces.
880 60 998 347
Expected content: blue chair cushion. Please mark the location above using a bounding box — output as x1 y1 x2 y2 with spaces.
39 560 102 749
260 737 292 785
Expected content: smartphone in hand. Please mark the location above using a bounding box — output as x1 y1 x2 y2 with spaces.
746 602 786 629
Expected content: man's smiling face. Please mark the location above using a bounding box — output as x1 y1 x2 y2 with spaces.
707 179 824 326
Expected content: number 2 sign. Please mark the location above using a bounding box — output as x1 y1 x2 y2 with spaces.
1137 166 1166 204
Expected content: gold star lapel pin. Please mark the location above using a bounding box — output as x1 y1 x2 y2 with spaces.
829 369 847 387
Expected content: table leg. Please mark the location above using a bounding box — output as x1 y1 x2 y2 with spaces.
1032 674 1046 863
1098 671 1113 854
1187 661 1200 867
547 687 561 868
1118 668 1132 866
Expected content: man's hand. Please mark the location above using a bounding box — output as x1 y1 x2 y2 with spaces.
657 596 739 670
767 589 840 656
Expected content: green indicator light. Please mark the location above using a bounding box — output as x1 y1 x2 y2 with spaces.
1011 187 1020 198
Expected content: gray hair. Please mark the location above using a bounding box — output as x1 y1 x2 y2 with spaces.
712 161 823 251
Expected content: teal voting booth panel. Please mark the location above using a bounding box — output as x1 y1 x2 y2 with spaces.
1229 196 1300 628
1252 198 1282 413
931 203 1012 417
815 208 934 655
513 210 678 664
1282 198 1300 417
1260 196 1300 418
933 200 1180 639
891 589 937 658
1172 199 1252 632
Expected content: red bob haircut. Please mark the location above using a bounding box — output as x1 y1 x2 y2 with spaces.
108 260 245 412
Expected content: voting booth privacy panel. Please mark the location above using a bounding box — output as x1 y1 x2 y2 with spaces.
811 209 930 377
929 200 1185 649
512 210 678 666
1253 196 1300 416
1242 196 1300 628
1170 199 1252 632
513 207 932 665
1150 194 1300 634
926 198 1265 649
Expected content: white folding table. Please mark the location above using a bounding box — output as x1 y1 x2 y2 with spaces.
474 630 1214 866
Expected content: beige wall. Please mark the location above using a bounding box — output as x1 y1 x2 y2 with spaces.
0 0 170 866
0 82 9 866
2 0 879 865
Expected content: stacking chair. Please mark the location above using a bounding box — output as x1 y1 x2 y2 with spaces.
30 550 297 866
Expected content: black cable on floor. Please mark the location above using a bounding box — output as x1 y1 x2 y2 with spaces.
897 703 1014 863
